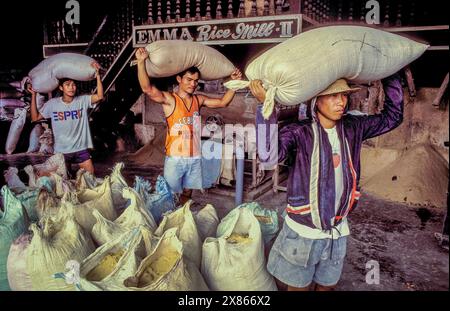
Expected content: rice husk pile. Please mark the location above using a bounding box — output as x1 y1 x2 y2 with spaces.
362 144 449 207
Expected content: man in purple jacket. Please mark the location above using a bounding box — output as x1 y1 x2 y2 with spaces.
250 73 404 291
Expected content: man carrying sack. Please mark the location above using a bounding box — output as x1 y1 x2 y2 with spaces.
135 48 242 205
251 72 404 291
28 61 104 175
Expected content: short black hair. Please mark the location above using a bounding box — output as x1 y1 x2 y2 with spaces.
58 78 76 87
177 66 201 79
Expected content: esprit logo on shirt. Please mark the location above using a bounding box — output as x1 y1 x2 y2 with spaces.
52 109 83 122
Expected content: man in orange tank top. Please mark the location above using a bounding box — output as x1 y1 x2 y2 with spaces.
135 48 242 205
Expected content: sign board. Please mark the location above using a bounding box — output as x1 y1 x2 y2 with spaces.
133 14 302 47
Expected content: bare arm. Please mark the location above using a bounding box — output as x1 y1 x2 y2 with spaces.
27 84 44 122
201 69 243 108
135 48 173 105
90 62 104 105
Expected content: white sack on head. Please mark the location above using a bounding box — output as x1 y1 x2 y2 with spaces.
142 40 235 80
28 53 97 93
225 25 428 119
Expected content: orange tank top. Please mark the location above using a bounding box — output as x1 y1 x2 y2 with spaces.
165 93 202 157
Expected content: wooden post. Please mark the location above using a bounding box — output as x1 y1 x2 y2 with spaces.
404 66 417 98
433 73 449 108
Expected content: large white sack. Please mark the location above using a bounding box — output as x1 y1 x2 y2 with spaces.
142 40 235 80
7 234 33 291
201 208 277 291
38 128 54 155
110 163 130 212
28 53 97 93
27 124 44 153
74 227 157 291
27 203 95 291
32 153 68 179
91 187 157 246
193 204 219 242
63 176 117 234
225 25 429 118
36 187 61 219
3 167 27 191
51 172 76 197
0 186 27 291
75 169 102 191
124 228 208 291
0 99 27 109
154 201 202 268
5 108 27 154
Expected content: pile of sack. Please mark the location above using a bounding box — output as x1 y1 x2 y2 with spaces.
1 154 279 291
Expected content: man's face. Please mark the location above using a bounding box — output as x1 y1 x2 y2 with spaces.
316 92 349 122
177 71 199 95
59 80 77 97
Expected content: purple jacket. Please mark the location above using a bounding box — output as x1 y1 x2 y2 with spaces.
257 74 404 231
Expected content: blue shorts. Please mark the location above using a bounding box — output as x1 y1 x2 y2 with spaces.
163 156 202 193
267 222 348 288
63 149 91 165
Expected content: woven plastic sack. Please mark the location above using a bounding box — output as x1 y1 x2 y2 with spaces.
124 228 208 291
28 53 97 93
91 187 157 246
225 25 428 118
142 40 235 80
71 227 157 291
38 128 54 155
154 201 202 268
110 163 130 212
26 202 95 291
7 234 33 291
3 167 26 192
27 124 44 153
0 186 27 291
136 175 175 224
239 202 279 246
63 176 117 234
5 107 27 154
201 208 277 291
192 204 219 242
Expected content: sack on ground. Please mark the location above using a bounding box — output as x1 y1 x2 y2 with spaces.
239 202 279 246
5 108 27 155
26 202 95 291
7 234 33 291
91 187 156 246
124 228 208 291
28 53 97 93
27 124 44 153
0 186 27 291
193 204 219 242
155 201 202 267
136 175 175 224
201 208 277 291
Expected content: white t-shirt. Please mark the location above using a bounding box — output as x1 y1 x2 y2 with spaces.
286 126 350 239
39 95 94 154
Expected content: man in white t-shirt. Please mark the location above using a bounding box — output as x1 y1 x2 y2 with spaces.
28 62 104 175
251 73 404 291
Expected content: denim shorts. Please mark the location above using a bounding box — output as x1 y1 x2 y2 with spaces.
63 149 91 165
267 222 348 288
163 156 202 193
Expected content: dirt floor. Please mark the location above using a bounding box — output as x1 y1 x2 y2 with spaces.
1 153 448 291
